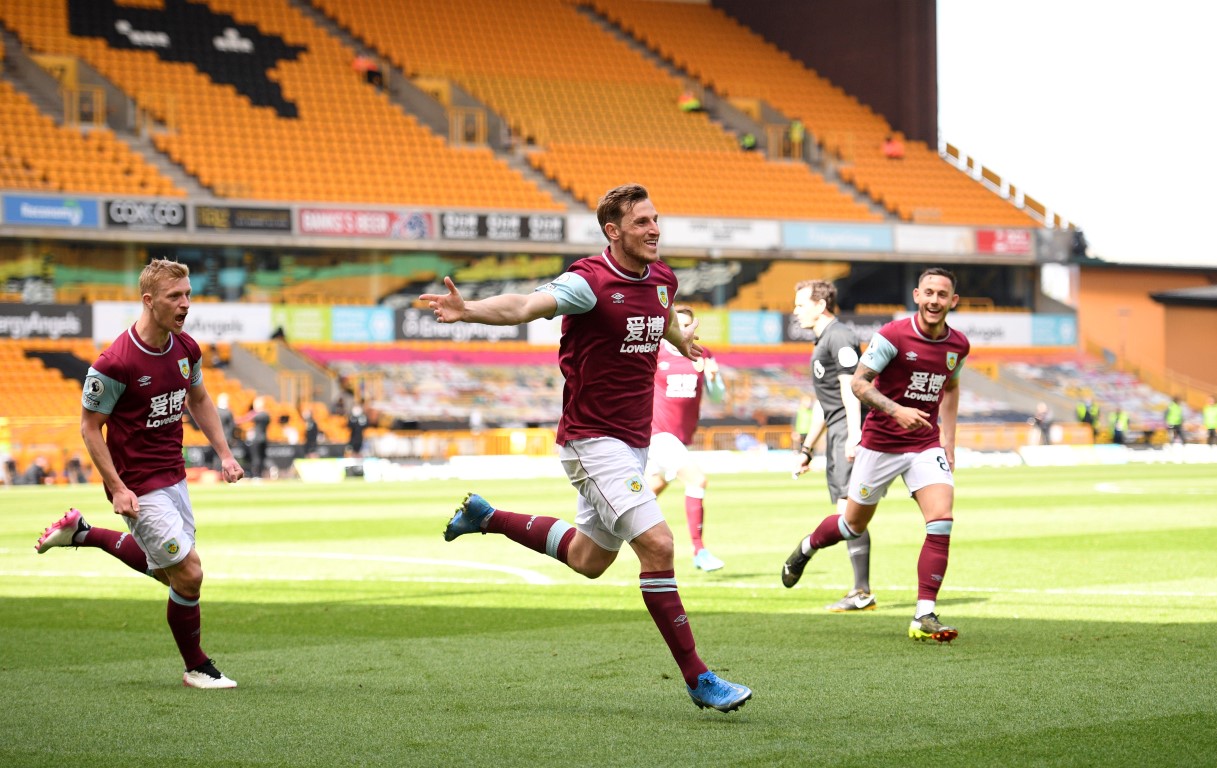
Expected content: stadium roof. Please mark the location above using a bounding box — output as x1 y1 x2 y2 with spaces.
1149 285 1217 308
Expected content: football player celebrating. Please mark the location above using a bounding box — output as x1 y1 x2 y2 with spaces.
424 184 751 713
782 268 970 642
36 259 244 687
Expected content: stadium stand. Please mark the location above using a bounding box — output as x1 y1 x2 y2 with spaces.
317 353 1023 438
1004 359 1196 443
0 336 364 482
588 0 1037 226
0 0 561 209
0 338 95 481
3 2 1206 480
0 79 183 196
726 261 849 310
314 0 880 220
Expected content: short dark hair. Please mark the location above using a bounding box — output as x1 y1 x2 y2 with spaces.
596 184 649 242
794 279 837 314
918 267 957 292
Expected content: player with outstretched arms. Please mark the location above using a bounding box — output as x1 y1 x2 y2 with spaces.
423 184 751 713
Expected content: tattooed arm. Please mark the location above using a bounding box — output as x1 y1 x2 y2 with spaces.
851 363 932 431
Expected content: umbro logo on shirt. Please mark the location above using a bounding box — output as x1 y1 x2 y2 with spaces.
611 292 625 304
905 351 918 361
138 376 153 386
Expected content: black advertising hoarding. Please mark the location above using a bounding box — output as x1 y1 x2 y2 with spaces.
105 199 187 231
440 212 565 243
395 307 523 342
196 205 292 233
0 303 93 339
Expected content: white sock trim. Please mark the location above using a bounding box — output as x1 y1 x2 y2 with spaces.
169 588 199 607
545 520 573 559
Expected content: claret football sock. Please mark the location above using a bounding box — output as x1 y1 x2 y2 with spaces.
809 513 859 550
167 589 208 670
640 570 708 688
83 527 153 576
917 519 952 605
485 509 576 563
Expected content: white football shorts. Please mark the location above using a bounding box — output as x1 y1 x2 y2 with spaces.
125 479 195 570
559 437 666 551
847 446 954 505
645 431 691 483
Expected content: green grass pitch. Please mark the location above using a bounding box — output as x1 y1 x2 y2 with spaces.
2 463 1215 767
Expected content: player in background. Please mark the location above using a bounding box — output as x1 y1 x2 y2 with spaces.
647 305 727 572
781 268 969 642
35 259 244 688
422 184 751 713
782 280 872 612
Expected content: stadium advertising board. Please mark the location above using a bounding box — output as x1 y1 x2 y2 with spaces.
2 195 100 229
782 313 890 344
565 214 605 246
657 217 781 250
183 303 273 343
389 210 437 240
1031 314 1078 346
270 305 331 342
0 304 92 339
728 311 785 345
298 208 435 240
975 228 1034 255
396 307 524 342
332 306 395 343
566 214 780 250
892 311 1072 348
525 315 562 346
690 309 729 345
196 205 292 233
781 222 894 252
92 301 272 343
893 224 973 255
896 311 1029 347
440 212 566 243
105 199 187 231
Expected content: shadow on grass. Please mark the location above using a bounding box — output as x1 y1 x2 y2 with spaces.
2 597 1214 768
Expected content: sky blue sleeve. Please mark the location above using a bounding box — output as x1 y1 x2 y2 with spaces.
82 367 125 415
535 272 596 316
705 369 726 403
859 332 897 373
951 355 966 381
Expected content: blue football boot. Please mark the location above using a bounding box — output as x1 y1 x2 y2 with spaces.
687 671 752 713
443 493 495 541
